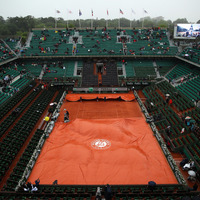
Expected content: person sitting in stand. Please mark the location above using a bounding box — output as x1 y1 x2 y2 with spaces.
183 160 195 170
96 187 102 200
180 158 189 168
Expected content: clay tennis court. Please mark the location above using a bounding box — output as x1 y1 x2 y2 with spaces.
28 93 177 185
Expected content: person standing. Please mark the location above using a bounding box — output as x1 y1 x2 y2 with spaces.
104 184 112 200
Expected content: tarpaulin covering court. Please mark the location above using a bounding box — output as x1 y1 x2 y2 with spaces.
28 118 177 185
65 93 135 102
57 100 142 121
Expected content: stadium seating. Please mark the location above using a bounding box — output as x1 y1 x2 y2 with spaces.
4 38 20 54
21 28 178 56
157 81 194 111
166 62 200 81
133 60 155 78
176 76 200 101
0 68 20 80
155 60 176 76
1 184 200 200
0 40 16 62
23 30 73 56
0 77 33 105
180 46 200 64
2 129 44 191
124 61 135 77
0 88 56 184
0 27 200 199
0 80 36 119
125 29 178 55
0 84 42 137
143 82 200 171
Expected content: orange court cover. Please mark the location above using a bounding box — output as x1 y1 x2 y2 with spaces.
65 93 135 102
28 117 177 185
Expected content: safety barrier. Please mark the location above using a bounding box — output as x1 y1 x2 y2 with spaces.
15 91 66 191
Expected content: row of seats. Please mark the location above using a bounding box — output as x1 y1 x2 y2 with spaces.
3 90 66 191
0 77 31 102
157 81 194 111
122 60 155 79
0 68 20 80
155 83 200 167
180 46 200 64
23 29 73 56
22 28 177 56
0 40 16 62
3 129 44 191
155 60 176 76
0 192 199 200
0 88 56 184
0 80 36 120
0 85 42 137
143 87 188 138
4 38 20 51
34 184 186 194
166 63 200 81
9 60 82 80
10 77 30 89
134 66 156 78
143 83 200 170
1 183 199 200
176 76 200 101
120 59 177 81
43 61 81 78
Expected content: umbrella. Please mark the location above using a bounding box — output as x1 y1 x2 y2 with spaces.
185 116 191 120
188 170 196 177
166 94 170 97
190 119 195 123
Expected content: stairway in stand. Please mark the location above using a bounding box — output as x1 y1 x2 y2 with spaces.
81 61 98 87
98 72 102 86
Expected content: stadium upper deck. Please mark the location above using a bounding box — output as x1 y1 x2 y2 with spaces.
21 28 178 57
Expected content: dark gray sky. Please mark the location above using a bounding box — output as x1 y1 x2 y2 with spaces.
0 0 199 22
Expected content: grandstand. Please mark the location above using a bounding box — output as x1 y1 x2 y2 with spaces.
0 27 200 200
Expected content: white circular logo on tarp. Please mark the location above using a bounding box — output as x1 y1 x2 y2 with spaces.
91 139 111 150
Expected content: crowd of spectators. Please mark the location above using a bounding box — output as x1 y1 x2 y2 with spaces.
0 40 16 62
21 28 177 56
180 42 200 64
22 29 73 56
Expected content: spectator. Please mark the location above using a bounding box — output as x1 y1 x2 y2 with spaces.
96 187 102 200
183 160 195 170
180 158 189 167
169 99 173 105
104 184 112 200
147 181 156 191
35 178 40 187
